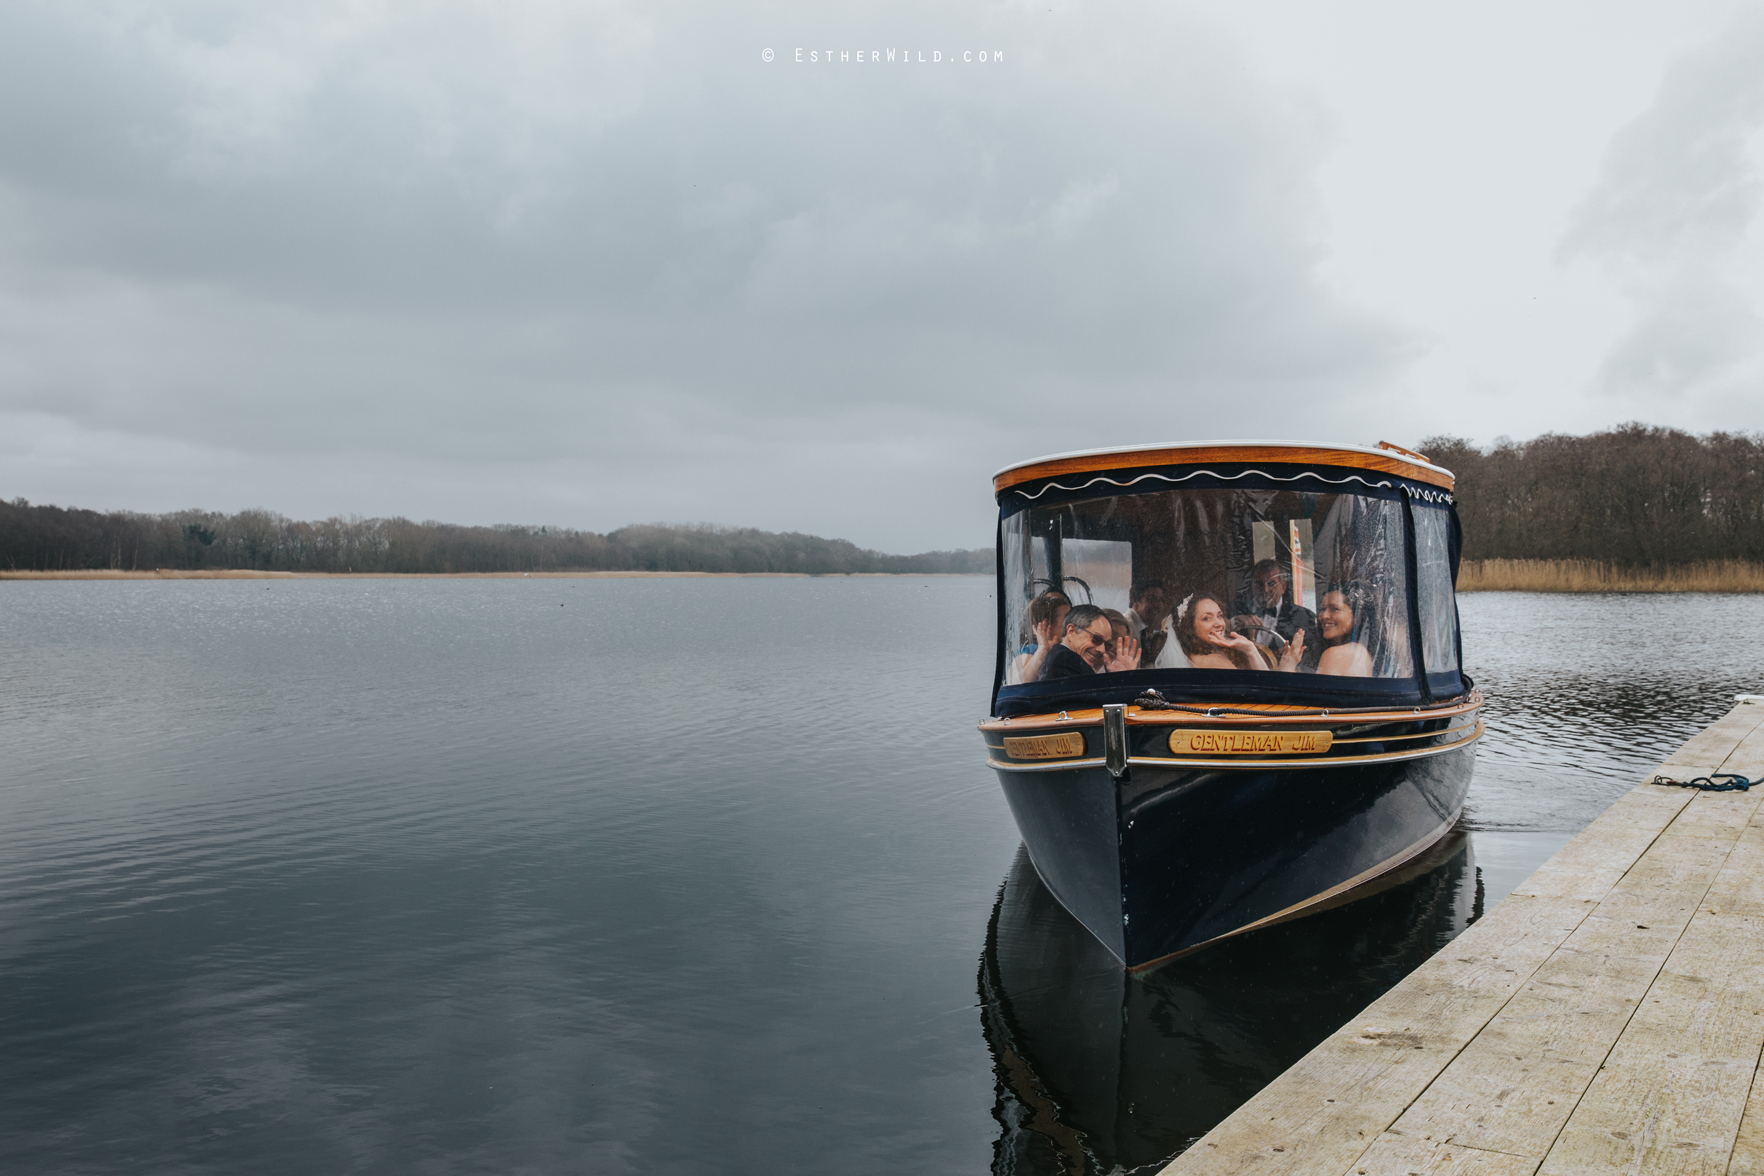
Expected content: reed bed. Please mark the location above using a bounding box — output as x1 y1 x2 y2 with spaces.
1458 559 1764 593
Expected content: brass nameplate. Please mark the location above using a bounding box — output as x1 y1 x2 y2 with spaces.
1002 732 1087 760
1168 729 1333 756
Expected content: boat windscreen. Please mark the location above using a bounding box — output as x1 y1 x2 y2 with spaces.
997 484 1461 708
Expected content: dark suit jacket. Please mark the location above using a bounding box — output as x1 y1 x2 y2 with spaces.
1231 597 1320 657
1042 642 1098 680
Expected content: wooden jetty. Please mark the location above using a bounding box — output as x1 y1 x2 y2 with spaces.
1164 697 1764 1176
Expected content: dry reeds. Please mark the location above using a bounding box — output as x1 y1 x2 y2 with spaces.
1458 559 1764 593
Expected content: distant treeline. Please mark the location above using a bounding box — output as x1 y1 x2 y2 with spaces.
0 501 991 575
1422 425 1764 564
10 424 1755 574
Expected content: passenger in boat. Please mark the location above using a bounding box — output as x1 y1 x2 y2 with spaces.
1311 583 1377 677
1176 594 1273 670
1125 580 1173 666
1230 559 1318 660
1043 604 1139 678
1101 609 1143 669
1175 593 1315 672
1008 590 1070 684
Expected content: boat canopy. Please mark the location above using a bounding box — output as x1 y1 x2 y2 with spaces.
992 442 1464 715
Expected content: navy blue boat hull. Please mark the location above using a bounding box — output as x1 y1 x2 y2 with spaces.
990 734 1477 968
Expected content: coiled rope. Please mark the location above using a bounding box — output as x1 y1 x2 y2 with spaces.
1651 773 1756 793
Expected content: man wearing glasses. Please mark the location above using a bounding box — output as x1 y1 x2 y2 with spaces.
1042 604 1139 679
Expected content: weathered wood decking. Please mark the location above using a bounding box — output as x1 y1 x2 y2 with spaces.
1164 698 1764 1176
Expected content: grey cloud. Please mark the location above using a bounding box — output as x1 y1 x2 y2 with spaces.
1590 274 1760 395
0 0 1408 550
1561 9 1764 399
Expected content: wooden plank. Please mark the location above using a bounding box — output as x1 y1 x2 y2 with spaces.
1701 821 1764 921
1713 720 1764 779
1659 708 1764 776
1349 1134 1539 1174
1536 909 1764 1174
1521 719 1764 1176
1163 893 1594 1175
1377 788 1764 1160
1689 720 1764 921
1536 744 1764 1176
1687 717 1764 1176
1513 786 1694 903
1514 708 1764 904
1160 704 1764 1176
1727 1064 1764 1176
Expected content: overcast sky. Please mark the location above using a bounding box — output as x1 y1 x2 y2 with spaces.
3 0 1761 551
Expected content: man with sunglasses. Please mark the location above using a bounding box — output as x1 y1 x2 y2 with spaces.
1042 604 1134 679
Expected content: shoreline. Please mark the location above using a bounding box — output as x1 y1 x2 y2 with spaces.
0 569 989 581
9 558 1764 592
1457 557 1764 593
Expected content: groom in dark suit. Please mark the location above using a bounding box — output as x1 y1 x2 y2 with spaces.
1231 559 1319 659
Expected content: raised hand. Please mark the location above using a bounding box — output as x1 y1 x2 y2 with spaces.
1278 629 1307 671
1106 633 1141 673
1033 616 1059 649
1207 628 1257 654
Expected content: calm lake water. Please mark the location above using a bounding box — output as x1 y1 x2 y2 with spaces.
2 579 1760 1174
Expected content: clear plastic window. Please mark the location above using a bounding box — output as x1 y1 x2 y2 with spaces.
1001 488 1415 683
1412 504 1460 676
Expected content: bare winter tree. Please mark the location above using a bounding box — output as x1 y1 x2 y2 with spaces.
1421 426 1764 565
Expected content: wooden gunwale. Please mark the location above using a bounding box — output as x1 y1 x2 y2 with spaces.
984 721 1482 773
1122 722 1480 771
977 692 1482 732
992 444 1455 494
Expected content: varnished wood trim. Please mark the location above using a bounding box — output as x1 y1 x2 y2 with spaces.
984 721 1482 773
1375 440 1433 464
1123 695 1484 728
985 756 1108 773
977 692 1483 732
1125 721 1481 771
992 444 1454 493
1001 732 1087 759
980 708 1109 731
1329 726 1472 746
1167 728 1334 756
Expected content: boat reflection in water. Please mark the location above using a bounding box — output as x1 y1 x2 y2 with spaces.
978 831 1481 1175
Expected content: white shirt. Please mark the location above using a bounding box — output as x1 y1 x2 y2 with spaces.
1138 616 1191 669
